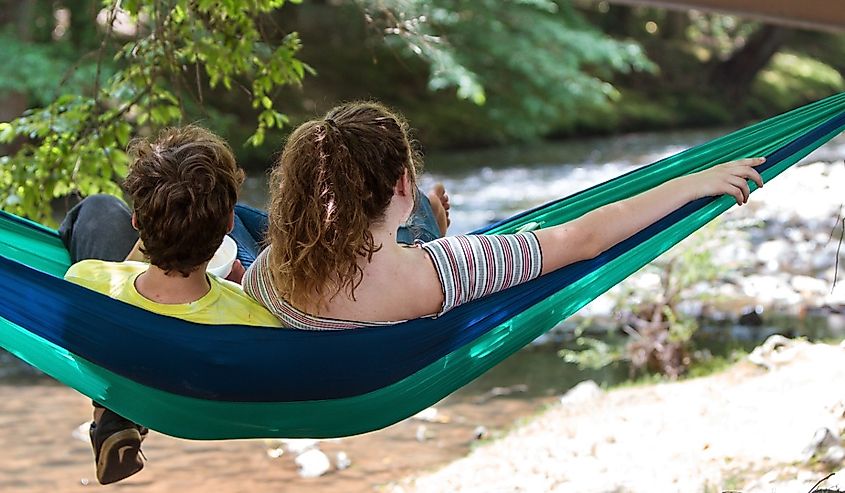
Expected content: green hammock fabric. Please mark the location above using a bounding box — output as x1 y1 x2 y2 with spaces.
0 93 842 439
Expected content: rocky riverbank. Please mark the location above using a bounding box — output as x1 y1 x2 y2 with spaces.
397 339 845 492
397 154 845 492
566 157 845 336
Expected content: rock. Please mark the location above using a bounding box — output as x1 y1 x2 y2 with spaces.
759 469 780 484
738 305 764 326
335 451 352 470
825 284 845 307
416 425 428 443
830 400 845 420
785 227 806 243
823 446 845 466
757 240 789 271
473 426 488 440
791 275 828 297
263 439 285 458
71 421 92 443
412 407 449 423
748 335 796 370
739 275 802 305
474 384 529 404
560 380 603 406
629 272 662 291
266 446 284 459
295 448 332 478
282 438 319 455
676 299 704 318
802 427 841 462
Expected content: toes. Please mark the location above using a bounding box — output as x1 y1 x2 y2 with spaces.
431 183 450 209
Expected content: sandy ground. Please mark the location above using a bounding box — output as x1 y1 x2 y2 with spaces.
0 379 553 493
400 341 845 493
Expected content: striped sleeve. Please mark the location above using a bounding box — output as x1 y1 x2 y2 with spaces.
420 232 543 315
242 249 277 314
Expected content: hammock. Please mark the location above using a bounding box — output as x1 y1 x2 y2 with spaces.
0 93 843 440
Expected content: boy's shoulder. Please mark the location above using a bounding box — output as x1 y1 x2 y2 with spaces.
64 260 147 290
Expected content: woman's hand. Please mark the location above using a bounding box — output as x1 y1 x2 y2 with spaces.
687 158 765 205
226 259 246 284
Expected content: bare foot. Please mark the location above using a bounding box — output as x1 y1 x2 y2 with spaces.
427 183 451 237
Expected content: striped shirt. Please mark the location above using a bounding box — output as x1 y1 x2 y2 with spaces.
242 232 543 330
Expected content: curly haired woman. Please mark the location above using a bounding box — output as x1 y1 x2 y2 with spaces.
242 102 764 329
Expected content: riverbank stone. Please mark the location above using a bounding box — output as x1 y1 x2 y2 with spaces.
560 380 603 406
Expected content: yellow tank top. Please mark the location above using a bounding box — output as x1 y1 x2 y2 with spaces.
65 260 283 327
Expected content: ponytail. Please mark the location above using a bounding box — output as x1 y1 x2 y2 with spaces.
266 102 419 310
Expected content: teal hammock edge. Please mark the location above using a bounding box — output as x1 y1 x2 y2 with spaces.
0 214 69 278
0 113 840 439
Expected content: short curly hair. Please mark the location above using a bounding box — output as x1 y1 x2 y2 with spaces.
123 125 244 276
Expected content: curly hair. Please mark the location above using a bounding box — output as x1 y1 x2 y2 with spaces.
266 102 421 309
123 125 244 276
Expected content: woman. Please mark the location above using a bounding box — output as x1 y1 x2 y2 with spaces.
242 102 763 329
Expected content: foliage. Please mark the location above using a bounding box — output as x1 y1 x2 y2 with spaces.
560 222 737 379
0 30 103 106
3 1 843 222
685 11 759 60
0 0 310 224
362 0 656 140
749 52 845 116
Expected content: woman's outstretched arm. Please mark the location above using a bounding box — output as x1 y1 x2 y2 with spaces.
534 158 765 275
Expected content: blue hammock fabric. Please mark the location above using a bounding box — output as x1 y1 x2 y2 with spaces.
0 93 842 439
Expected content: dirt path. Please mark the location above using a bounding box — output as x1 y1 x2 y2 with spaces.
400 341 845 492
0 379 554 492
4 344 845 492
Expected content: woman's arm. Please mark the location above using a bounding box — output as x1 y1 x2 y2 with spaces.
534 158 765 275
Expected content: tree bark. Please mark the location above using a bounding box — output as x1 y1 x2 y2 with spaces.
709 24 791 101
661 10 689 40
0 1 37 154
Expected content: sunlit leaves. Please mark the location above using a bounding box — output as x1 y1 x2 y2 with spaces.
363 0 655 140
1 0 308 223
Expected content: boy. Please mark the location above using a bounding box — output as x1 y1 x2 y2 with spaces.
59 125 281 484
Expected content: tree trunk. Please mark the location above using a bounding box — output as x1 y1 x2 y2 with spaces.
603 4 635 36
0 1 38 154
661 10 689 40
709 24 790 101
65 0 101 50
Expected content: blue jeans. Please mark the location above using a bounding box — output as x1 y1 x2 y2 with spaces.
60 188 442 270
59 195 138 263
231 187 442 268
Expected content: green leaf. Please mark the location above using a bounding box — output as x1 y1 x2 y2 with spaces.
0 123 15 143
115 124 131 148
